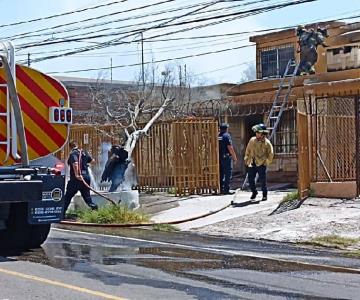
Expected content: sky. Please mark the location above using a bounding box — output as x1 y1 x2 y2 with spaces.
0 0 359 84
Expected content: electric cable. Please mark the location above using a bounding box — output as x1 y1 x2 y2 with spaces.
0 0 129 29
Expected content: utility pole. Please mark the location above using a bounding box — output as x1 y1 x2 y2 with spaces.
179 65 182 86
27 53 30 67
184 64 187 86
141 32 145 88
110 58 113 83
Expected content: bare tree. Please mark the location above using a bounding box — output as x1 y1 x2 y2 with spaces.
84 62 210 160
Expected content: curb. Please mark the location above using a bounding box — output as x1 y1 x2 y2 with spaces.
60 202 232 228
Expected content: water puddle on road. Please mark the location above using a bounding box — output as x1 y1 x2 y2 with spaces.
1 241 358 275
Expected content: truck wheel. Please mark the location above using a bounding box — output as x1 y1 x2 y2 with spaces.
0 203 51 250
27 224 51 248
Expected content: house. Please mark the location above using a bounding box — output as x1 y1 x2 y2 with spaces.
214 20 360 194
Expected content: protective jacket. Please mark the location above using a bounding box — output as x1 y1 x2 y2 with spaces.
244 137 274 167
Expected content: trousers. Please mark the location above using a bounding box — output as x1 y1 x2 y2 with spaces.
109 162 128 192
64 176 93 212
219 155 232 193
247 165 267 196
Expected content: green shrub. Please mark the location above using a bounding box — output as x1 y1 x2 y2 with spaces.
76 205 150 224
280 191 299 204
167 187 177 195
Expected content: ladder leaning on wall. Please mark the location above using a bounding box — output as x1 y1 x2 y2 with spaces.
241 59 299 190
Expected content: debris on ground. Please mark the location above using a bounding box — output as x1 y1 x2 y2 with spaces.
192 198 360 250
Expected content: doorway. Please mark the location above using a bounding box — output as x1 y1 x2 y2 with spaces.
245 114 264 144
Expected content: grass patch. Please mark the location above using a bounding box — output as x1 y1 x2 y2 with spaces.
307 235 360 249
167 187 177 195
343 250 360 258
152 223 179 232
280 191 299 204
67 205 150 224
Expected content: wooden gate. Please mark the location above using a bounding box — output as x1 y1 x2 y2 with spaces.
297 96 360 199
297 111 310 199
313 96 356 182
134 119 220 195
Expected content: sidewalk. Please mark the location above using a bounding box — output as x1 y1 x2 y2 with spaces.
192 197 360 247
145 191 360 249
149 190 288 229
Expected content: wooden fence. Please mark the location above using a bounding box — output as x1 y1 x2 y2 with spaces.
58 119 220 195
313 97 356 182
134 119 220 195
297 96 359 198
297 112 310 199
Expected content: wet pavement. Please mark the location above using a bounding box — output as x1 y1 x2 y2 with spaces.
1 227 360 299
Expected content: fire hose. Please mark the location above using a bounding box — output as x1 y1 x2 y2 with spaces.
77 149 117 206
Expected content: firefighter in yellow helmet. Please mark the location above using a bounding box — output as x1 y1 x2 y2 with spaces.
244 124 274 201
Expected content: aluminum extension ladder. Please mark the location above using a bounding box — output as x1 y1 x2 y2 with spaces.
241 59 299 190
0 41 28 165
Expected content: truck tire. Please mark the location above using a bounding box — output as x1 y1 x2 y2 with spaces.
0 203 51 250
0 203 26 249
27 224 51 248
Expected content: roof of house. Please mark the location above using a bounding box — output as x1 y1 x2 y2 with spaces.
249 21 345 43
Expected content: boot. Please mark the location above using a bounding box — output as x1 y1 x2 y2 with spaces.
88 203 98 210
262 192 267 201
250 191 258 200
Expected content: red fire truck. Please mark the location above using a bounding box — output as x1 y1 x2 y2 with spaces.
0 42 71 249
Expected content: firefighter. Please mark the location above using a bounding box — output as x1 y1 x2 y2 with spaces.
101 144 129 192
297 25 329 75
244 124 274 201
63 140 98 214
218 123 237 195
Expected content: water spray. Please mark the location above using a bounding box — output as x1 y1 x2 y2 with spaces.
78 149 117 206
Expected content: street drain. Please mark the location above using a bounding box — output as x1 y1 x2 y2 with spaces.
270 199 304 215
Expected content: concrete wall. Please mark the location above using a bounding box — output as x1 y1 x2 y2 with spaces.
310 181 357 199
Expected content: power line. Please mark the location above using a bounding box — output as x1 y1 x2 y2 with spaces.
0 0 128 29
9 0 272 41
43 16 360 75
16 34 249 57
48 44 256 74
18 0 245 60
8 0 208 40
16 7 360 59
17 0 314 56
7 0 177 40
17 0 311 49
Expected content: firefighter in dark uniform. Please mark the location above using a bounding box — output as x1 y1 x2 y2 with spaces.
218 123 237 195
296 25 329 75
63 140 98 214
101 144 129 192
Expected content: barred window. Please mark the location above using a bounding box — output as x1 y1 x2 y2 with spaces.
272 109 297 154
260 45 295 78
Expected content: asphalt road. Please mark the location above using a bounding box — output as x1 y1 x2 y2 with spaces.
0 227 360 300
